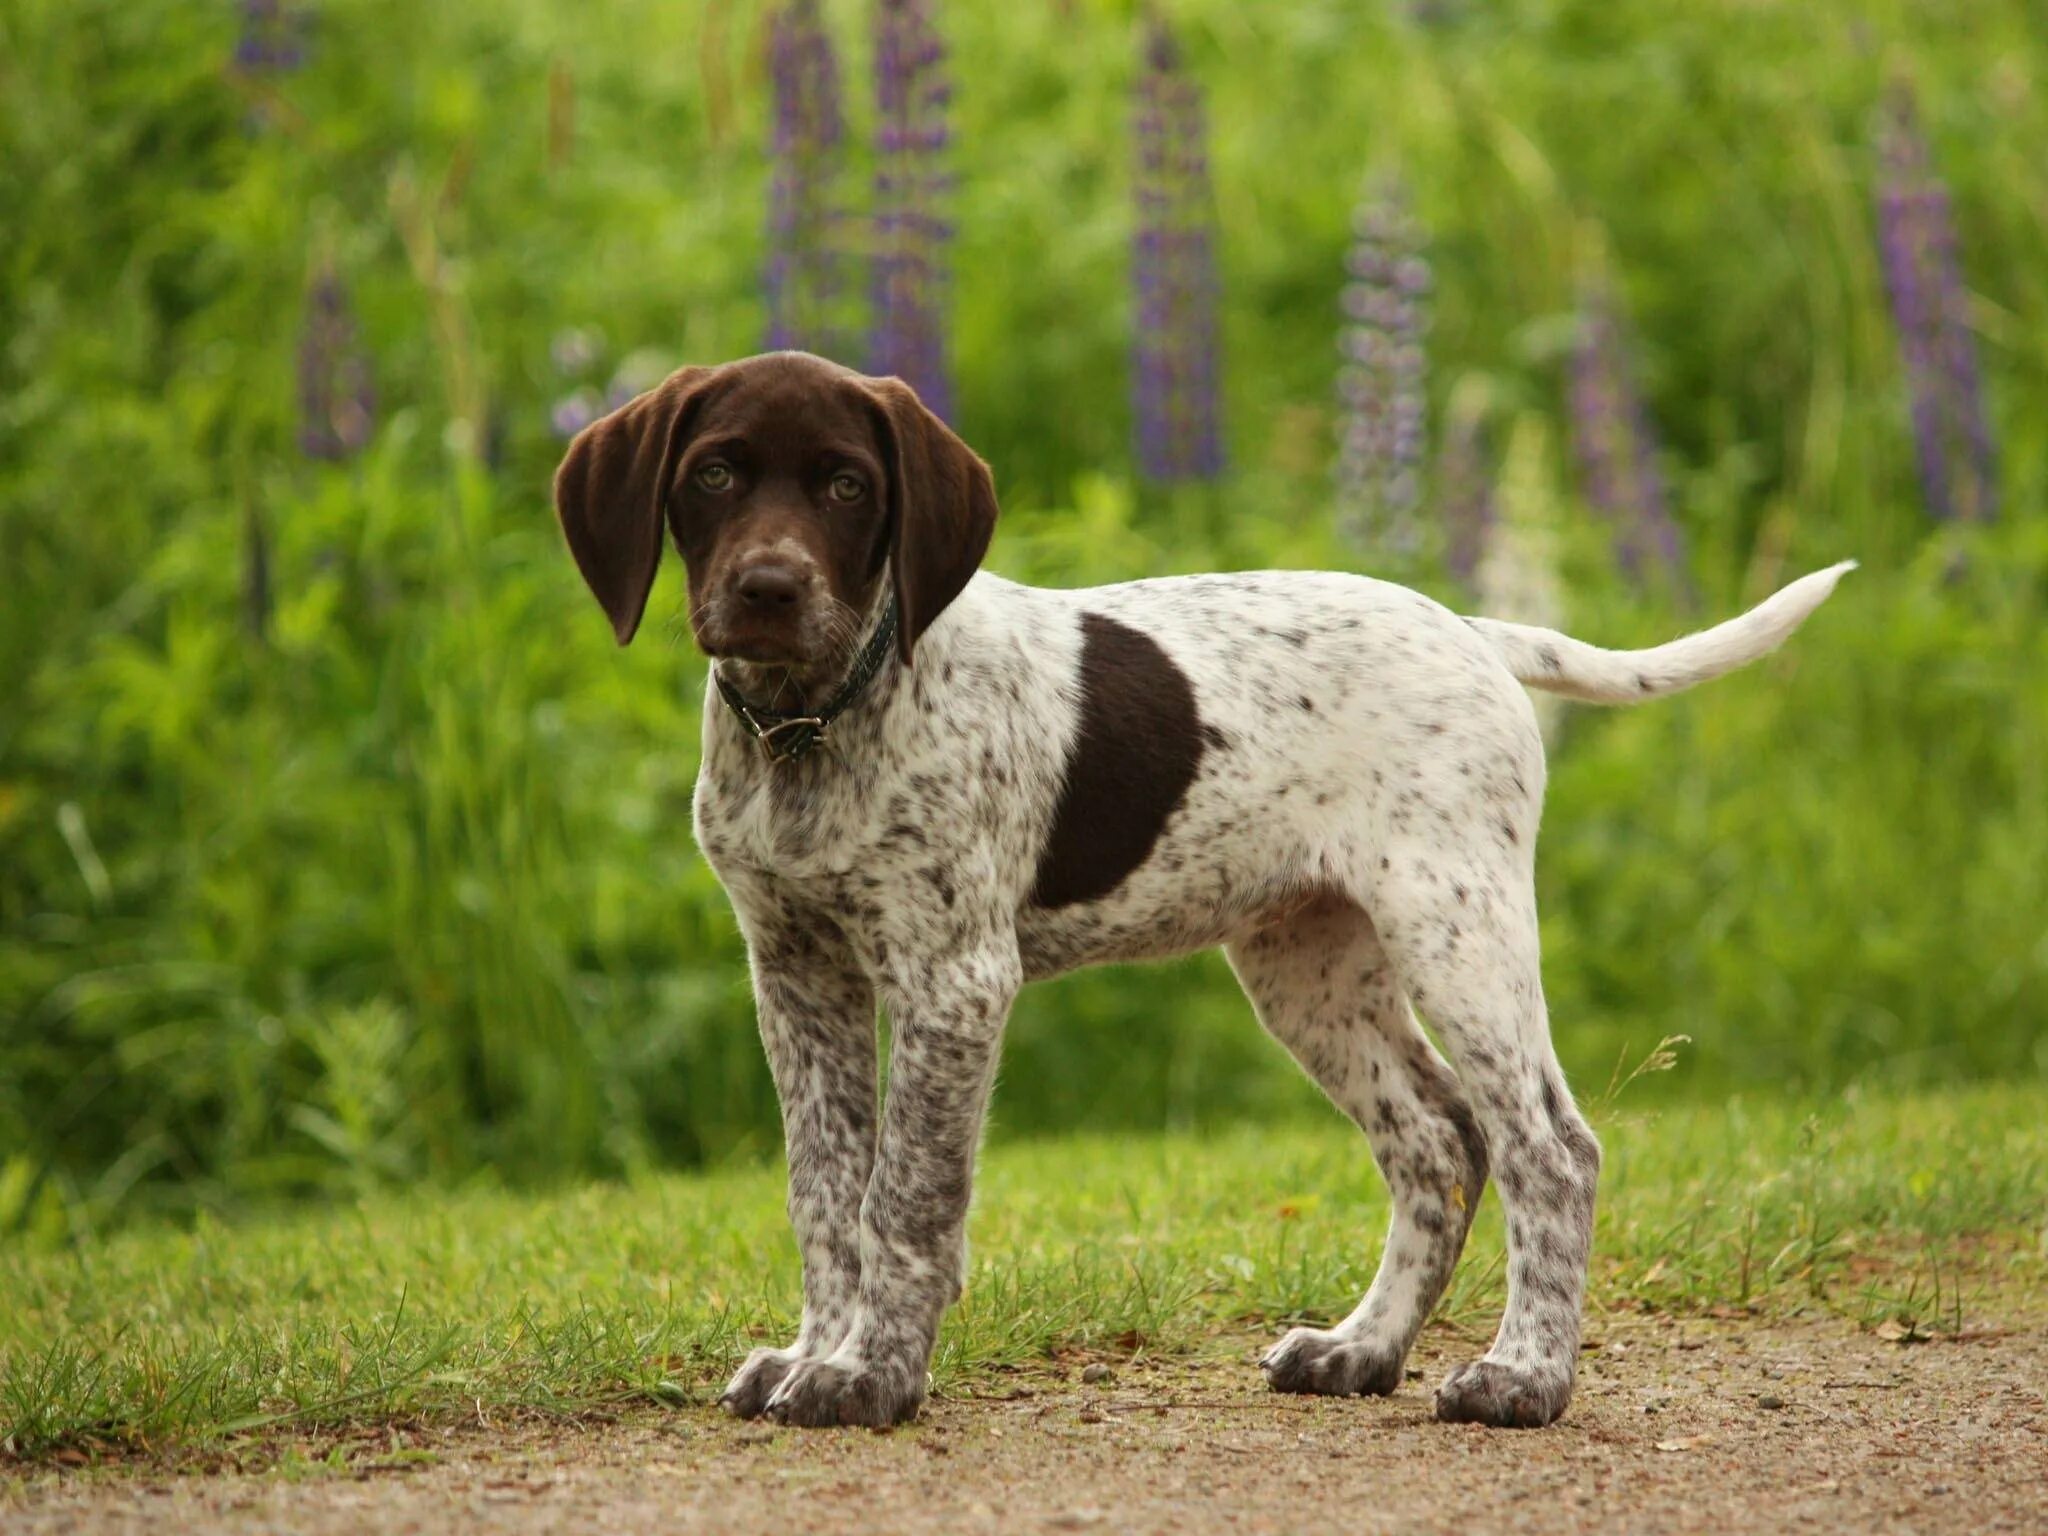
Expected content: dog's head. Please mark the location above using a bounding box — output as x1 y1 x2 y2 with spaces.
552 351 997 676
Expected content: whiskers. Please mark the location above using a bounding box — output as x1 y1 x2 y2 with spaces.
667 590 876 712
663 597 711 654
818 597 866 671
751 598 864 709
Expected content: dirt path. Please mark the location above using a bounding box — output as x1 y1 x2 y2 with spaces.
11 1313 2046 1535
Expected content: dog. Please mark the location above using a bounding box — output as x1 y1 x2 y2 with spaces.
553 349 1851 1429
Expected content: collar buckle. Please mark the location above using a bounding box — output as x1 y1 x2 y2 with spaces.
752 714 828 764
713 598 897 769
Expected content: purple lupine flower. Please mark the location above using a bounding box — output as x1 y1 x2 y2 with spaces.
550 327 603 377
766 0 852 360
297 261 374 461
1567 278 1684 582
603 373 641 414
547 330 604 437
1404 0 1468 26
1130 18 1224 482
1437 398 1495 592
550 390 603 441
1875 84 1997 521
869 0 955 419
1335 177 1430 554
234 0 311 75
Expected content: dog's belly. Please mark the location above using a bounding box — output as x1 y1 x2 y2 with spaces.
1015 894 1267 979
1013 834 1311 980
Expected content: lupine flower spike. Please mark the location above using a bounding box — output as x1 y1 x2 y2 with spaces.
870 0 955 419
297 260 374 461
234 0 311 75
765 0 851 359
549 392 601 442
1875 85 1997 522
1567 277 1685 584
548 327 605 440
1131 17 1224 482
1437 380 1496 595
1336 176 1430 556
232 0 312 131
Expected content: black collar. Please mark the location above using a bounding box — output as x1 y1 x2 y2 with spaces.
712 600 899 765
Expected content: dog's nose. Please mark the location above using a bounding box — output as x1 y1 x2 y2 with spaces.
735 563 805 610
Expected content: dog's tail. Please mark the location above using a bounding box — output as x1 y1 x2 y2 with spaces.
1466 561 1855 705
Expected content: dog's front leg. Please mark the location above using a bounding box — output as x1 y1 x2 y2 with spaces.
764 942 1018 1427
719 905 878 1419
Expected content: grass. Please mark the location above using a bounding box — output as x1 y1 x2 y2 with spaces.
4 1084 2043 1463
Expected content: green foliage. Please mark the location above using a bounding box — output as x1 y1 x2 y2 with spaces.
2 0 2045 1226
2 1088 2042 1457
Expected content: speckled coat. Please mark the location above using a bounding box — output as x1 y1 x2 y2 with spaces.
695 564 1852 1431
552 350 1850 1432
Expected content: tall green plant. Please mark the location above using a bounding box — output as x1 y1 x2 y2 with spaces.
3 0 2044 1231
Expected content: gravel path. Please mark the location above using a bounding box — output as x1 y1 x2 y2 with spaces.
11 1312 2046 1535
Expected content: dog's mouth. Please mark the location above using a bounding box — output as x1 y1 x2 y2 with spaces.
693 609 823 669
701 638 810 665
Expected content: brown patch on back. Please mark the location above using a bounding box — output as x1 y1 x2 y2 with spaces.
1031 613 1205 908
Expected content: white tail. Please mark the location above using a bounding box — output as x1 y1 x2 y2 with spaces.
1467 561 1855 704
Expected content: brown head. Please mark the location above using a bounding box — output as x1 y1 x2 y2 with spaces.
552 351 998 688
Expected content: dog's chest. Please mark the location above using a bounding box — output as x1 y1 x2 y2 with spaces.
693 764 885 883
693 718 1033 905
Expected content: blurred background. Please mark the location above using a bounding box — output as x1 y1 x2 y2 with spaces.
2 0 2043 1241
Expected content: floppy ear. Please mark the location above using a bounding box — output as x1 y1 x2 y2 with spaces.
866 376 998 665
552 365 717 645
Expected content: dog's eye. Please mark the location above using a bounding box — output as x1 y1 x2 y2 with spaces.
696 463 734 492
829 473 866 503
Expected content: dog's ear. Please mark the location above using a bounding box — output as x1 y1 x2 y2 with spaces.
552 365 718 645
865 377 998 665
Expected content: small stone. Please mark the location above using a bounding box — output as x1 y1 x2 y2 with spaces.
1655 1433 1714 1453
1081 1363 1114 1385
1758 1394 1787 1411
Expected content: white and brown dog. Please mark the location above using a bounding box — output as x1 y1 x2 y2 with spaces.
553 350 1851 1429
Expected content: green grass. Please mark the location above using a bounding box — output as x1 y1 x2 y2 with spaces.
4 1085 2043 1461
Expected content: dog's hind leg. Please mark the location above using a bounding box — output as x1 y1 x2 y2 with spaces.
1228 894 1489 1399
1365 826 1601 1429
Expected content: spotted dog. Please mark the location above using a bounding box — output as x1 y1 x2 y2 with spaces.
553 350 1852 1430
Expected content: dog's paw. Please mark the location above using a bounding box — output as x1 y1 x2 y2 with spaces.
762 1354 924 1428
1259 1327 1404 1398
719 1347 803 1420
1433 1358 1573 1428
